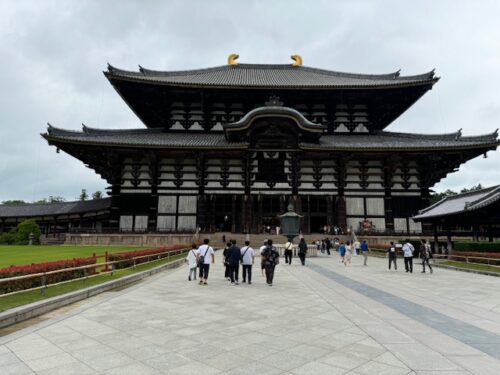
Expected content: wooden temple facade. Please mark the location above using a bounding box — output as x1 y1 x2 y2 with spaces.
41 56 500 234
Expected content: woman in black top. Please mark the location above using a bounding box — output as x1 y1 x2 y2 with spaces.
298 238 308 266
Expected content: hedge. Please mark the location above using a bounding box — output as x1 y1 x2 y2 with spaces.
0 256 97 293
108 244 188 269
453 242 500 252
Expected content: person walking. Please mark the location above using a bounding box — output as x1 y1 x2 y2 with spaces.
387 241 397 271
196 239 215 285
284 239 293 264
259 240 268 277
339 242 346 263
240 240 255 284
226 240 241 285
344 240 352 266
403 239 415 273
261 239 280 286
360 240 369 266
353 240 360 257
420 239 433 274
222 241 231 280
185 243 198 281
326 238 332 255
298 238 307 265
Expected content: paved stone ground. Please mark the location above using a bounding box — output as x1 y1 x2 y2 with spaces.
1 252 500 374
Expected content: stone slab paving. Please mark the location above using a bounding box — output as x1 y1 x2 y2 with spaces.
1 252 500 374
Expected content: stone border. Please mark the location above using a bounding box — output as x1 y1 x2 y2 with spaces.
432 264 500 277
0 258 185 330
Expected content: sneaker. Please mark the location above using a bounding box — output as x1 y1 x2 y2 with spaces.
235 282 239 285
188 276 191 281
203 282 208 285
242 280 246 283
198 280 203 285
430 268 433 274
248 281 252 285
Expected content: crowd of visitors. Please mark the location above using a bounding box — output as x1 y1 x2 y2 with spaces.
386 239 434 273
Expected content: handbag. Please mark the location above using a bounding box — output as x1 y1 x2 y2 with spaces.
198 246 210 266
240 247 250 264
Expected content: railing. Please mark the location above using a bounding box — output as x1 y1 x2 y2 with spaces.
433 253 500 268
274 244 318 257
0 248 189 297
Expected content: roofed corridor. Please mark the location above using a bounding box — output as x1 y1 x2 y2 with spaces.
1 254 500 374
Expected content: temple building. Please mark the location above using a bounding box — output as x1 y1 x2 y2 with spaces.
41 55 499 234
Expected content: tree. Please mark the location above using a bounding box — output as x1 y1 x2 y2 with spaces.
1 200 26 205
460 184 483 193
92 191 103 199
35 196 66 204
15 219 41 245
79 189 88 201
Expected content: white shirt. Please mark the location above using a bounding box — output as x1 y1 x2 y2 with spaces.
196 244 214 264
186 249 197 268
402 243 414 257
259 245 267 255
284 242 293 251
240 246 255 265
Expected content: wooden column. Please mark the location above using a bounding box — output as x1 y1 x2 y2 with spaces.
231 195 236 233
258 194 263 233
148 154 160 232
433 222 439 253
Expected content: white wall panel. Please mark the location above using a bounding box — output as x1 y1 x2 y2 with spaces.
346 197 364 216
158 196 177 214
177 216 196 231
366 198 384 216
119 216 133 231
134 216 148 231
178 196 197 214
394 218 407 232
409 219 422 233
367 217 386 231
157 216 175 231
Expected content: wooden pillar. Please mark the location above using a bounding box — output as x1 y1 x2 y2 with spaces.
446 230 452 253
335 196 347 232
307 195 311 233
148 154 159 232
52 217 57 238
326 195 334 227
0 218 5 234
487 224 493 242
258 194 263 233
231 194 236 233
433 222 439 254
210 194 216 233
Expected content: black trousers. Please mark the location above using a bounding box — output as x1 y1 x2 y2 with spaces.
298 252 306 265
422 257 433 272
242 265 252 282
224 263 230 278
404 257 413 272
388 257 397 270
284 250 293 264
326 247 331 255
200 264 210 279
265 264 275 284
229 264 239 283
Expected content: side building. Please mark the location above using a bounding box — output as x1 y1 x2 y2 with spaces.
32 56 500 234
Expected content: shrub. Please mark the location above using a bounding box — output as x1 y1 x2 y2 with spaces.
15 219 41 245
0 232 16 245
0 256 97 294
108 244 188 269
453 242 500 253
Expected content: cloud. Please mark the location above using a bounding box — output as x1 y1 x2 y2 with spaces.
0 0 499 201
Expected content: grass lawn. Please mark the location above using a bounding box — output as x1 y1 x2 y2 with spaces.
438 260 500 274
0 252 186 312
0 245 149 268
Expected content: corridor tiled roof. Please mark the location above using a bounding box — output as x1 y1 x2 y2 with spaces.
105 63 439 89
0 198 111 218
413 186 500 220
43 125 499 151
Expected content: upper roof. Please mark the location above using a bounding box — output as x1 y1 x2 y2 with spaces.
0 198 111 219
42 124 499 152
105 63 438 89
413 186 500 221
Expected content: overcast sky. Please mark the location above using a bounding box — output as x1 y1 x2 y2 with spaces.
1 0 499 202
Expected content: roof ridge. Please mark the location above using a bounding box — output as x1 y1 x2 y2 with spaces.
0 198 111 208
82 125 161 135
378 130 462 140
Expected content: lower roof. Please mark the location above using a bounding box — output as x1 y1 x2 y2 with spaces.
43 125 499 152
413 186 500 221
0 198 111 219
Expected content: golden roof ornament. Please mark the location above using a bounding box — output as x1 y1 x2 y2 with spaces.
227 53 239 65
291 54 303 66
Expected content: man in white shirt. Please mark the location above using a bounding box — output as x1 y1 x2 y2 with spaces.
196 239 215 285
240 240 255 284
259 240 268 276
284 240 293 264
402 240 415 273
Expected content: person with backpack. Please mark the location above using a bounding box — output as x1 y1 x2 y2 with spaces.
339 242 346 263
185 243 198 281
261 239 280 286
420 239 434 274
387 241 397 271
226 239 241 285
402 239 415 273
298 238 308 266
196 239 215 285
240 240 255 284
259 239 268 277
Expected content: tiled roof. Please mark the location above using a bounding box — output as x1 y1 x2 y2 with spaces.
43 125 500 151
413 186 500 220
105 63 438 89
0 198 111 218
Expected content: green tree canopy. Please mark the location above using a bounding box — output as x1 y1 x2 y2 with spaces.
79 189 88 201
92 191 103 199
15 219 41 245
1 200 27 205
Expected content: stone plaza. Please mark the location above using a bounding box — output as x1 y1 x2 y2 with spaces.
1 253 500 374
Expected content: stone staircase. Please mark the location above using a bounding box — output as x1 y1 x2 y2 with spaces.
205 232 354 248
40 234 66 245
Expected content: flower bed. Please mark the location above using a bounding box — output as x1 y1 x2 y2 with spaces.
0 257 97 293
108 244 189 269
